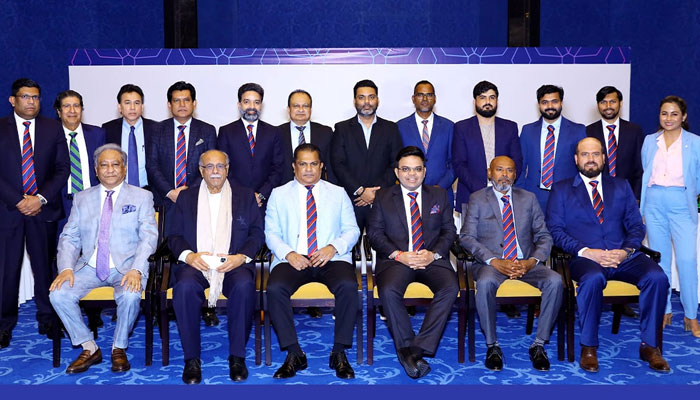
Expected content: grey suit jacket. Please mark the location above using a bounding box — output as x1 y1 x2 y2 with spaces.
57 182 158 277
460 186 552 264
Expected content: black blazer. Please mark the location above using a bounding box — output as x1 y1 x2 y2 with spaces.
586 119 644 199
277 121 336 184
102 117 159 187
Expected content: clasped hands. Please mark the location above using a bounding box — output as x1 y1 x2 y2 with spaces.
186 252 247 273
354 186 380 207
395 249 435 270
490 258 537 279
16 195 42 216
286 245 337 271
582 248 627 268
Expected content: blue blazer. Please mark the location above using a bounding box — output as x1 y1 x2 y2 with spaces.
516 116 586 211
452 116 522 210
641 129 700 224
397 113 456 206
546 173 645 256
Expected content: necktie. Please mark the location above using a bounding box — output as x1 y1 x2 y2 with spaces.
541 125 555 188
175 125 187 187
589 180 604 224
421 120 430 152
606 124 617 177
68 132 83 193
501 195 517 261
128 125 140 187
296 125 306 146
21 121 38 195
96 190 114 281
305 185 317 255
408 192 424 251
247 124 255 157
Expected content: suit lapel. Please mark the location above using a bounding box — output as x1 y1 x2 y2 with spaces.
486 189 504 226
392 187 409 239
681 130 692 182
572 175 601 225
366 119 380 154
186 120 200 160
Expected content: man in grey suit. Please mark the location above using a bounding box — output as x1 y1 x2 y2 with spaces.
460 156 562 371
49 143 158 374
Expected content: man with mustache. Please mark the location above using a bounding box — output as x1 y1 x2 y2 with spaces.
217 82 283 209
460 156 561 371
516 85 586 212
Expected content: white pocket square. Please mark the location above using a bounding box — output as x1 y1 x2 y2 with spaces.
195 138 204 146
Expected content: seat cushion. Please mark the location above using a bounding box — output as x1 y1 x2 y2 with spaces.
495 279 542 297
165 288 227 300
373 282 435 299
573 280 640 296
81 287 145 300
291 282 334 300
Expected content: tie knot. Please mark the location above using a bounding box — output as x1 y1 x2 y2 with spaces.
408 192 418 200
296 125 306 133
422 120 429 126
129 125 135 133
105 190 114 198
547 125 555 133
501 195 510 204
247 124 254 133
178 125 186 132
589 180 599 189
23 121 31 128
305 185 314 191
607 124 616 132
69 131 78 139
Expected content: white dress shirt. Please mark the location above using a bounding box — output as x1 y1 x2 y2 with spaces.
358 115 377 148
600 118 620 157
399 185 423 252
414 112 434 141
538 117 562 189
289 120 311 154
241 119 259 140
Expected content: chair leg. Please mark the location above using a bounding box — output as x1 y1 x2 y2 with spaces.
52 335 61 368
526 304 535 335
160 296 170 366
367 303 375 365
556 301 565 361
356 304 363 365
612 304 622 334
457 299 466 364
468 292 476 362
567 290 575 362
145 297 153 366
264 310 272 366
255 308 262 366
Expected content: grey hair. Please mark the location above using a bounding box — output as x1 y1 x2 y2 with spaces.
93 143 127 165
199 149 230 166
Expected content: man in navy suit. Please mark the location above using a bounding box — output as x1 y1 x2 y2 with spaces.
397 80 455 206
277 90 335 184
102 84 158 190
217 82 283 209
168 150 264 384
453 81 522 211
0 78 69 349
546 137 670 373
516 85 586 212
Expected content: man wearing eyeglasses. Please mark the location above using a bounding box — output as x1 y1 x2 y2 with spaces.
0 78 69 349
367 146 458 379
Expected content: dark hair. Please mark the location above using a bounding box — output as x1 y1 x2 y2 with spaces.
117 84 144 103
353 79 378 97
536 85 564 102
293 143 322 161
238 82 264 102
596 86 623 103
473 80 499 99
12 78 41 97
167 81 196 102
54 90 84 111
395 146 426 164
287 89 312 107
413 80 433 94
659 95 690 131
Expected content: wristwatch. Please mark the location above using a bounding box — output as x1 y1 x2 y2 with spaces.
256 193 266 202
623 247 635 259
433 252 442 261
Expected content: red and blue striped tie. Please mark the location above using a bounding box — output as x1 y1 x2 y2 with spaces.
589 180 604 224
408 192 424 251
541 125 555 188
21 121 38 195
501 195 517 261
306 185 318 255
606 125 617 177
247 124 255 157
175 125 187 187
421 120 430 153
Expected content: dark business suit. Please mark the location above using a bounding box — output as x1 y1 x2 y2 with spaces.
460 186 560 345
586 119 644 200
168 184 264 360
331 116 402 233
217 119 283 203
0 114 69 332
452 116 522 210
546 173 668 347
367 185 458 355
397 113 456 206
277 121 336 184
102 117 159 189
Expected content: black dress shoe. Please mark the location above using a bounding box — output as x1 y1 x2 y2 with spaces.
528 345 550 371
397 347 431 379
485 345 504 371
228 355 248 382
621 304 638 318
329 351 355 379
0 330 10 349
182 358 202 384
307 307 323 319
273 352 307 379
202 307 219 327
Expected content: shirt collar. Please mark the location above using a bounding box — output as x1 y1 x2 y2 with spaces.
357 114 377 127
491 185 513 200
400 184 422 199
173 117 192 128
600 117 620 128
100 181 124 198
579 173 602 186
14 112 34 124
414 112 433 125
122 117 143 129
63 123 84 137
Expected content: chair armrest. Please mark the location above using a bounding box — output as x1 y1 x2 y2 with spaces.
450 240 469 291
639 245 661 263
352 238 363 290
255 245 269 292
159 257 172 294
362 234 372 262
550 246 573 290
364 235 376 294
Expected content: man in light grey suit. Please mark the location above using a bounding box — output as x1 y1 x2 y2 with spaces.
460 156 561 371
49 143 158 374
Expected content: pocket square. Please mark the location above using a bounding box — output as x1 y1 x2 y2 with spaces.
195 138 204 146
122 204 136 214
430 204 441 214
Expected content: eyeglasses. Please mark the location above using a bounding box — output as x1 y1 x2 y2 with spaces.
398 166 424 173
17 94 40 101
200 163 228 171
291 104 311 110
413 93 435 99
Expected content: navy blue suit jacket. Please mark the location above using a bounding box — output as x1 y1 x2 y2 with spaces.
452 116 522 209
277 121 336 184
217 119 283 200
397 113 456 206
516 116 586 211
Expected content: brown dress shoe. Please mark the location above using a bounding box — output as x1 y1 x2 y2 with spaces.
579 346 599 372
639 345 670 372
66 349 103 374
111 348 131 372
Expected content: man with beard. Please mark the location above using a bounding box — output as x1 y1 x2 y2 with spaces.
546 137 670 373
331 79 402 233
397 80 456 206
217 82 283 209
453 81 522 211
460 156 560 371
586 86 644 200
516 85 585 212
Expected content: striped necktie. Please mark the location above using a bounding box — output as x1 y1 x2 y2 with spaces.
501 195 517 261
21 121 38 195
296 125 306 146
96 190 114 281
408 192 424 251
247 124 255 157
606 125 617 177
306 185 317 255
589 180 604 224
175 125 187 187
421 120 430 152
541 125 555 188
68 131 83 193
